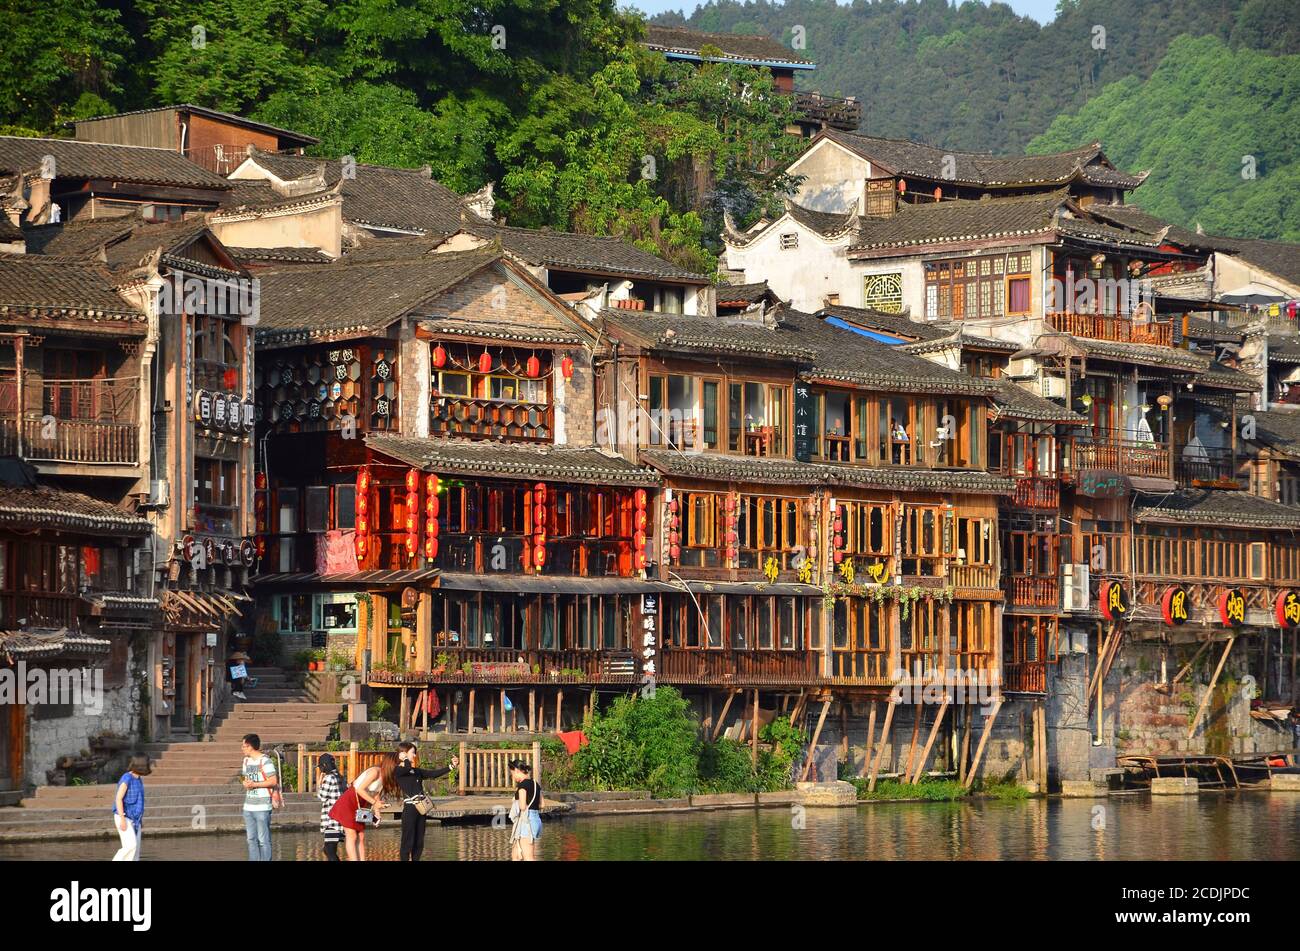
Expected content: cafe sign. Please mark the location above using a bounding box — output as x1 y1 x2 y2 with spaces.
1099 580 1129 622
1218 588 1246 627
1160 586 1190 626
1275 590 1300 628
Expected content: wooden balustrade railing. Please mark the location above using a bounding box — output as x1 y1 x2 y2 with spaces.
296 747 390 793
659 648 819 685
0 592 80 629
1070 435 1171 479
1004 663 1046 694
458 742 541 795
828 651 891 685
1013 476 1059 509
430 397 553 442
1175 449 1243 487
794 91 862 130
1008 577 1059 608
370 649 637 685
1052 312 1173 347
948 564 998 590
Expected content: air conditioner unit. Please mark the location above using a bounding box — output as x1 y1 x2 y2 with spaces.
148 479 170 507
1039 375 1067 400
1061 563 1089 612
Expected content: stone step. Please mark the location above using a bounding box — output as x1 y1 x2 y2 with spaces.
19 792 318 810
0 803 320 824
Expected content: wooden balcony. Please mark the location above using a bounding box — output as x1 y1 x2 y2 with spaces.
1070 434 1170 479
429 397 553 442
1007 577 1059 609
794 91 862 131
0 416 139 464
827 651 892 686
0 592 80 629
370 649 637 685
948 563 999 591
0 376 139 465
1175 447 1244 489
660 648 820 686
1013 476 1059 509
1004 662 1046 694
1052 312 1173 347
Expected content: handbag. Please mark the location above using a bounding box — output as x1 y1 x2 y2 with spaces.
405 794 434 817
255 755 283 811
354 806 376 825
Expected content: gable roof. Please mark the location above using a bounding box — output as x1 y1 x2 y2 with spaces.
368 434 658 486
0 480 152 535
990 379 1087 424
0 256 144 325
848 191 1067 254
642 25 813 68
0 136 231 190
818 304 948 342
817 129 1145 190
1243 410 1300 462
253 248 503 345
475 225 709 283
75 104 318 147
602 307 817 362
24 216 242 278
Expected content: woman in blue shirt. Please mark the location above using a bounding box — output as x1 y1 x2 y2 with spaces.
111 755 151 861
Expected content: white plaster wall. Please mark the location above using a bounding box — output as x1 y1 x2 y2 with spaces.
725 219 858 311
787 140 870 214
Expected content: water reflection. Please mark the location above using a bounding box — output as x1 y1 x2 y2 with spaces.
2 792 1295 861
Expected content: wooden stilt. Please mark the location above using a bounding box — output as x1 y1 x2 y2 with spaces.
959 705 973 784
399 687 409 735
963 699 1004 790
751 689 760 769
1171 639 1212 688
468 688 476 735
800 699 832 782
1187 636 1235 740
867 699 897 792
712 688 739 741
556 690 563 733
1292 629 1298 708
902 704 923 784
488 696 495 734
907 699 949 785
859 701 878 778
528 689 536 733
839 701 848 762
705 692 715 737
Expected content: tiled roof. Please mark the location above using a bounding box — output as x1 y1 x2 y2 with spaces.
416 316 582 346
235 149 484 234
786 203 857 237
642 25 812 66
819 129 1144 189
227 246 335 264
1228 239 1300 290
602 307 817 361
368 435 659 486
819 304 949 341
1055 215 1163 249
641 449 1013 495
990 379 1087 423
0 483 151 534
253 248 501 345
1268 336 1300 364
0 256 144 324
0 630 111 661
1133 489 1300 530
0 135 231 190
1244 410 1300 461
0 215 21 243
1195 362 1259 392
1045 334 1211 373
716 281 772 306
900 329 1021 355
1182 316 1243 343
848 191 1065 253
781 307 995 395
481 225 709 282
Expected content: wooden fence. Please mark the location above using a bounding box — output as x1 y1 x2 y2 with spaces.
458 742 541 795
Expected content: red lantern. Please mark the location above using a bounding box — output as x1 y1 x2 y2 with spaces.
478 350 492 374
933 186 942 201
356 515 369 535
432 344 447 369
634 488 647 510
255 472 267 491
405 535 417 556
406 469 419 493
425 474 439 496
425 537 439 560
635 550 648 570
634 530 647 551
635 510 648 532
525 355 540 378
354 534 368 559
560 355 574 380
670 544 681 561
534 545 547 567
834 550 844 564
534 482 547 501
426 494 440 518
254 536 266 557
897 178 907 194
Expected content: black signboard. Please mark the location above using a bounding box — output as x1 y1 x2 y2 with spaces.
310 631 328 649
794 383 815 463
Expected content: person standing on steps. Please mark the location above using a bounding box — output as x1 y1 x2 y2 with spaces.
110 754 151 861
317 753 344 861
227 650 251 700
395 742 458 862
240 734 279 861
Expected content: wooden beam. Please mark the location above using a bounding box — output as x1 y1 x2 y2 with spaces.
867 699 898 792
859 701 878 779
963 699 1004 790
1187 635 1235 740
959 705 973 784
907 699 949 785
711 688 739 742
789 689 807 727
751 688 760 769
1171 639 1212 688
902 704 923 784
799 699 833 782
468 688 476 735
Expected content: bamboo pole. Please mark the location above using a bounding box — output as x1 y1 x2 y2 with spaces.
859 701 878 778
907 698 949 785
751 689 760 769
799 699 832 782
867 699 898 792
1187 636 1235 740
1171 639 1212 687
902 704 923 783
712 688 739 741
963 700 1003 790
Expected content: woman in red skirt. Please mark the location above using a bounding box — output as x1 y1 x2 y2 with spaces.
329 752 400 861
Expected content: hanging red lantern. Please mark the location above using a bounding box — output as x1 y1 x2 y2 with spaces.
635 550 648 570
534 545 547 567
560 355 574 380
432 343 447 369
634 488 647 510
897 178 907 194
478 350 493 374
406 469 419 493
354 534 368 559
669 544 681 561
635 510 648 532
424 473 439 496
255 471 267 491
405 535 417 556
525 355 540 379
424 537 439 560
634 530 647 551
425 494 440 518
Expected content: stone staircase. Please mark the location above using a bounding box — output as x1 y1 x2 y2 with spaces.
0 666 343 840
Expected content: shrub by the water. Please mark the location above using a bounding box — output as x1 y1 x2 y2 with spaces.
573 687 701 797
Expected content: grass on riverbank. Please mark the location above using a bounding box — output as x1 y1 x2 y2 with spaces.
848 777 1030 802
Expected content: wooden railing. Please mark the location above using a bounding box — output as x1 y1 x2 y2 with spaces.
948 564 998 590
1013 476 1058 509
1008 577 1059 609
430 396 553 442
659 648 819 685
0 376 139 464
827 651 892 685
371 649 637 685
1071 435 1170 479
0 592 80 628
295 747 390 793
1175 448 1243 488
458 742 541 795
1004 663 1046 694
0 416 139 464
1052 312 1173 347
794 91 862 130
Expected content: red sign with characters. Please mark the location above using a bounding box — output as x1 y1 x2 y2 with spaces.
1161 586 1190 626
1218 588 1246 627
1274 590 1300 628
1100 580 1129 621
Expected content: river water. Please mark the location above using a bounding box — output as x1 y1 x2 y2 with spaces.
3 792 1297 861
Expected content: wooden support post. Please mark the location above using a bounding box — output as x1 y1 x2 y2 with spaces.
297 743 306 793
789 689 807 727
712 688 739 741
500 689 506 736
421 690 428 738
528 689 536 733
859 701 878 778
867 699 897 792
1171 639 1212 688
800 699 832 782
902 704 923 784
705 691 714 737
468 688 476 735
907 699 949 785
458 741 467 796
1292 629 1298 709
399 687 409 735
959 705 973 784
963 699 1003 790
488 695 495 734
556 690 563 733
1187 636 1235 740
839 701 849 762
349 742 359 785
751 688 760 769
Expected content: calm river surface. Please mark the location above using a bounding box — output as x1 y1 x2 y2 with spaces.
3 792 1297 861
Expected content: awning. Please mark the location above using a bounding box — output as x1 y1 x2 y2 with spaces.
161 589 248 627
252 568 439 589
667 580 824 597
438 573 673 595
